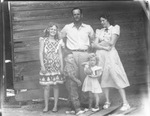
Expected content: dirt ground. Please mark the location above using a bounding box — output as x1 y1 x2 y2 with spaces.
1 83 150 116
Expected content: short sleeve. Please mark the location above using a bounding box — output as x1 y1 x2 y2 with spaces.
60 25 68 35
88 25 94 39
112 25 120 35
95 29 101 39
39 37 44 42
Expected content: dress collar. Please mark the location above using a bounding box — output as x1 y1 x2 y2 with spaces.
105 25 113 31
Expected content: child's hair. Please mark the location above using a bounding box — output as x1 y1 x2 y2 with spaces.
43 22 59 40
88 53 99 65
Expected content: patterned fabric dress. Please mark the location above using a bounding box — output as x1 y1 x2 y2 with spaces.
39 37 65 85
95 25 130 89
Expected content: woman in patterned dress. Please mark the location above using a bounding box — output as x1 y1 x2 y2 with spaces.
39 23 65 113
92 14 130 111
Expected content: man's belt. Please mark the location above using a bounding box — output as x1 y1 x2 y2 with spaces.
71 49 88 52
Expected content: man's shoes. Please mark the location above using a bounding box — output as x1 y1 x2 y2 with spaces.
120 103 130 111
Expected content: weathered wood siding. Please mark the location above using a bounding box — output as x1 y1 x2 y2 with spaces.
10 1 148 101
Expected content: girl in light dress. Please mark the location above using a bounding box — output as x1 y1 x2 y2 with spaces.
82 53 102 112
92 13 130 111
39 23 65 113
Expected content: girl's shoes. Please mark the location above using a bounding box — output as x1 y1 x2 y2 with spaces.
103 102 111 109
43 107 49 113
65 110 75 114
120 103 130 111
76 110 85 116
43 110 48 113
52 107 58 112
92 107 100 112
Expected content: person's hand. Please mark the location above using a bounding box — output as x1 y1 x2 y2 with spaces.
106 46 111 51
88 75 94 78
41 66 47 74
76 80 82 87
91 42 97 48
60 68 64 75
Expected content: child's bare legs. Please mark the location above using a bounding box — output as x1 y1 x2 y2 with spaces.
94 93 100 108
43 85 50 112
52 84 59 112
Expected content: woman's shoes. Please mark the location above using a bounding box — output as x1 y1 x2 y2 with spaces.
103 102 111 109
42 108 49 113
120 103 130 111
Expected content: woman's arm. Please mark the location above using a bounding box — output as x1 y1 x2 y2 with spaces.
106 25 120 48
92 40 111 51
92 29 111 51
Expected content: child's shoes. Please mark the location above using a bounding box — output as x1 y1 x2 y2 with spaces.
65 110 75 114
76 110 85 115
103 102 111 109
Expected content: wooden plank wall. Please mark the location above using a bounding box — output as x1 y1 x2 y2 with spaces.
9 1 148 101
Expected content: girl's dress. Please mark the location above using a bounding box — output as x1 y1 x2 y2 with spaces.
82 65 102 93
39 37 65 85
95 25 130 89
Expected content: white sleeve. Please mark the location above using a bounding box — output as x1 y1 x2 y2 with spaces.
95 29 100 39
112 25 120 35
61 25 68 35
39 37 44 42
89 25 94 39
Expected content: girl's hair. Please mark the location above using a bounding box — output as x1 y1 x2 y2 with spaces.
43 22 59 40
88 53 99 65
99 13 115 25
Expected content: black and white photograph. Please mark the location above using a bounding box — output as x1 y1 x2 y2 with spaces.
0 0 150 116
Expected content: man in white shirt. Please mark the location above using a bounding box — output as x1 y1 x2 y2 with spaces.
61 7 95 108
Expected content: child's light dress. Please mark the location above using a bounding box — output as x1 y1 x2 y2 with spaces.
82 65 102 93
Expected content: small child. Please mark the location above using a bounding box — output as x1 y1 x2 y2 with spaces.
63 50 85 116
82 53 102 112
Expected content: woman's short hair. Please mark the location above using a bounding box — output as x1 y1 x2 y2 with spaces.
43 22 59 40
100 13 115 25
